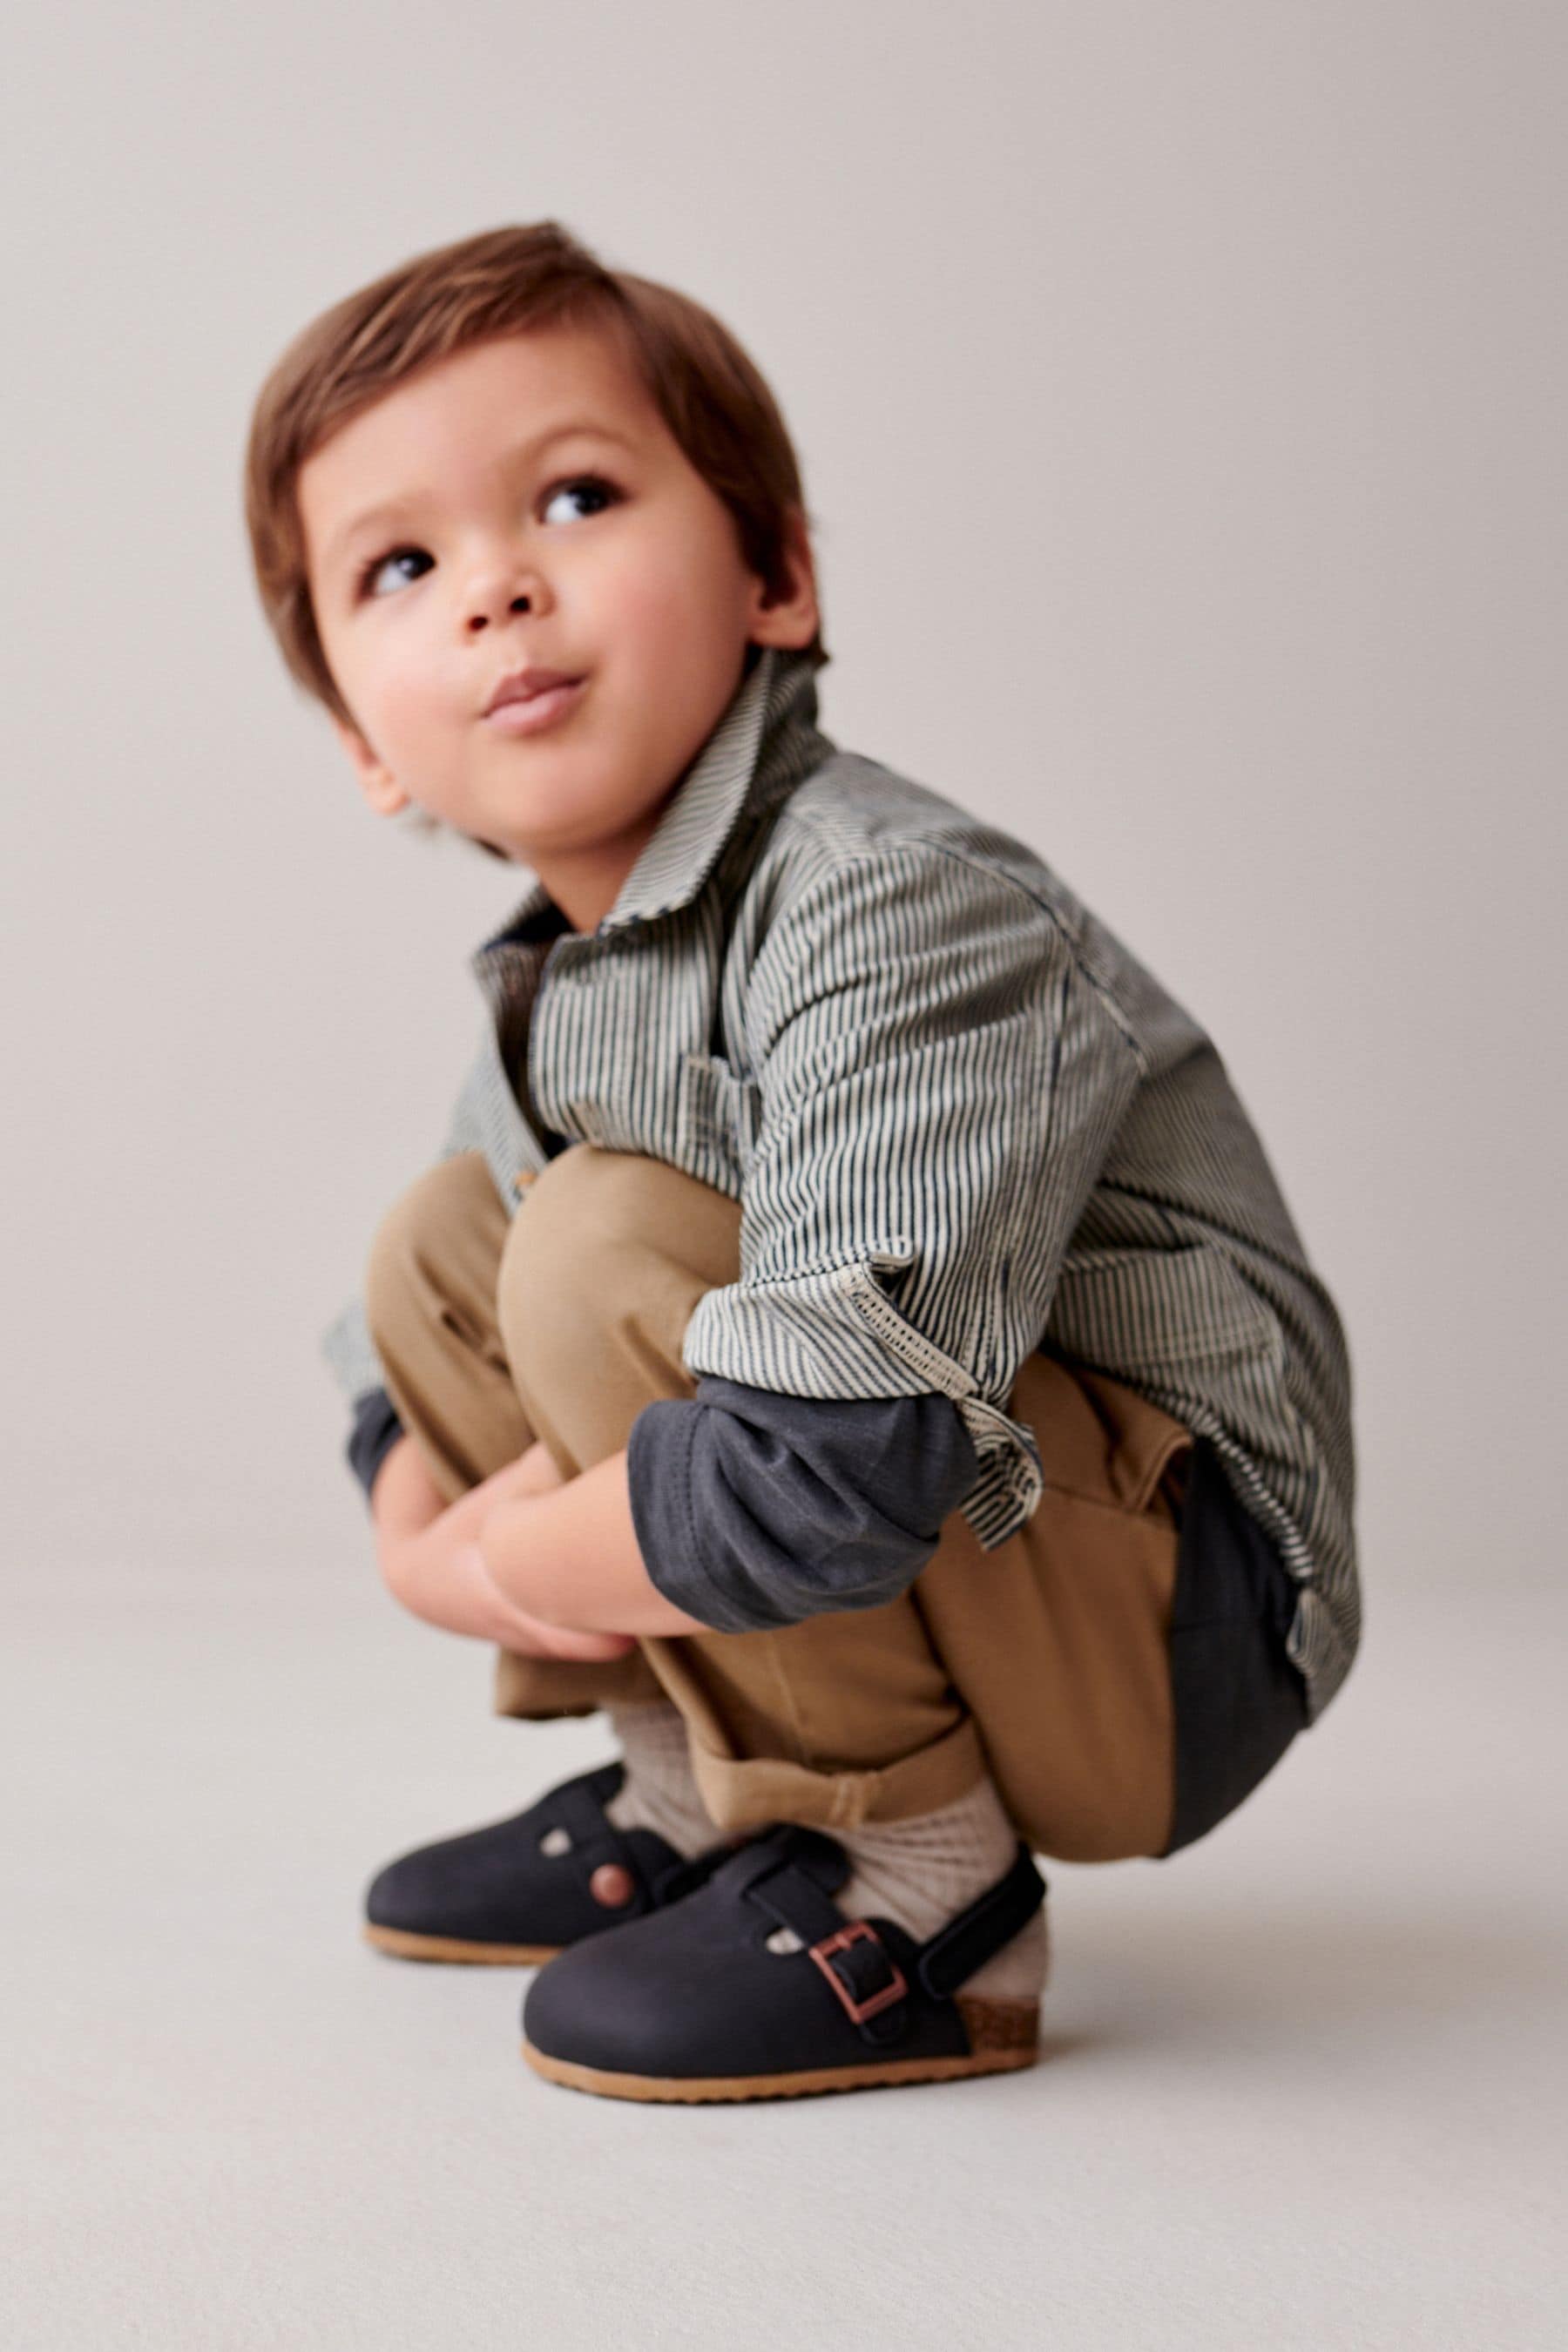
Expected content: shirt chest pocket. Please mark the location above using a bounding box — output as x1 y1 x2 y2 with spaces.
676 1051 764 1193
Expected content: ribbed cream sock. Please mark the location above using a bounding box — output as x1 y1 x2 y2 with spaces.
602 1700 721 1860
832 1776 1048 2007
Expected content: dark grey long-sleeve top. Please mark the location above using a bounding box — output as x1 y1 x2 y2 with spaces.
347 1370 980 1631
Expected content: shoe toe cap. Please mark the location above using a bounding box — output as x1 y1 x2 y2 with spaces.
363 1819 538 1937
362 1847 447 1932
523 1925 680 2071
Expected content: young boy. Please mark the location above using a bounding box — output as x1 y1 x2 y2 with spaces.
244 220 1359 2105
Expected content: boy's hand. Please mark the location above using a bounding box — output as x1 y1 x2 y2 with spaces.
371 1436 637 1660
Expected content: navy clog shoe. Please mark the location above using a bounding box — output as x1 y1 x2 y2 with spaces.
363 1761 721 1965
521 1821 1046 2102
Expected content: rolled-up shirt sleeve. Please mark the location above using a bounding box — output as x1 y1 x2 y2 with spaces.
679 844 1145 1551
626 1376 981 1632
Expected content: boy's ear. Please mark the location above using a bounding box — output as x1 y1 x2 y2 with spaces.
747 507 820 652
329 713 409 818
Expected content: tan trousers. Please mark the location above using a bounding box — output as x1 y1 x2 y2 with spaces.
362 1144 1196 1862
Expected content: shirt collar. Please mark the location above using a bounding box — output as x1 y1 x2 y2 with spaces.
471 644 830 963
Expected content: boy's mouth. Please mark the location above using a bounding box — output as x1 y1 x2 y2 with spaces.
483 672 588 737
483 665 586 716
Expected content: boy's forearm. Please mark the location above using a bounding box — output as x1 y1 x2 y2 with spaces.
476 1448 713 1638
365 1429 703 1645
365 1443 628 1655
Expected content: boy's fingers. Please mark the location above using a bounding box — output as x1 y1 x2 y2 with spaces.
537 1625 639 1661
497 1603 637 1660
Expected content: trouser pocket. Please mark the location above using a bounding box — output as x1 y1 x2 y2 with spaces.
1158 1435 1308 1858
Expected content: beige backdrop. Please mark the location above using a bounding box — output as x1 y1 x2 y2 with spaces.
2 2 1561 1609
4 9 1567 2349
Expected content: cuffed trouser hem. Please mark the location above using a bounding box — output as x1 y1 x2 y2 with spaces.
641 1637 988 1833
492 1646 666 1720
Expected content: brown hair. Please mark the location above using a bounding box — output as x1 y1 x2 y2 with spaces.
243 220 828 793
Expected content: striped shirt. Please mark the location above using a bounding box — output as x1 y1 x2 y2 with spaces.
324 644 1360 1721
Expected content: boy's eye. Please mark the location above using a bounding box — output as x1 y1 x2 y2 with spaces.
358 546 433 599
538 471 622 526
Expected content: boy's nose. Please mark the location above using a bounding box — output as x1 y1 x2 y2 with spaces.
467 597 531 632
464 561 551 631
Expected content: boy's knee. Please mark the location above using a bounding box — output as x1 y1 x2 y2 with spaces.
520 1140 663 1247
509 1144 713 1288
500 1145 733 1388
500 1146 654 1324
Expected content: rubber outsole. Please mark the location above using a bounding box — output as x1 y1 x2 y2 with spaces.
363 1923 563 1966
520 1998 1040 2103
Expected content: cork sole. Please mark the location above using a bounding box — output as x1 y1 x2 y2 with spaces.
521 1997 1040 2104
364 1923 563 1966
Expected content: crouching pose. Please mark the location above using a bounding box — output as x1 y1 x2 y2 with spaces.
243 219 1358 2104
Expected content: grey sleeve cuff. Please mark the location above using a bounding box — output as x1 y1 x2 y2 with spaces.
625 1376 981 1633
347 1386 406 1505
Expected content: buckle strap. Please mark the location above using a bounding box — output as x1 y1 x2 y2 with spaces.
807 1922 910 2031
915 1843 1046 2001
746 1855 851 1950
647 1835 750 1907
727 1827 1046 2042
548 1767 639 1879
734 1838 913 2048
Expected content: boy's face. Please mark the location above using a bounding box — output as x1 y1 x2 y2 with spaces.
297 325 818 931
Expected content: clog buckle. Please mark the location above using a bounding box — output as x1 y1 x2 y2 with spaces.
807 1921 909 2026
